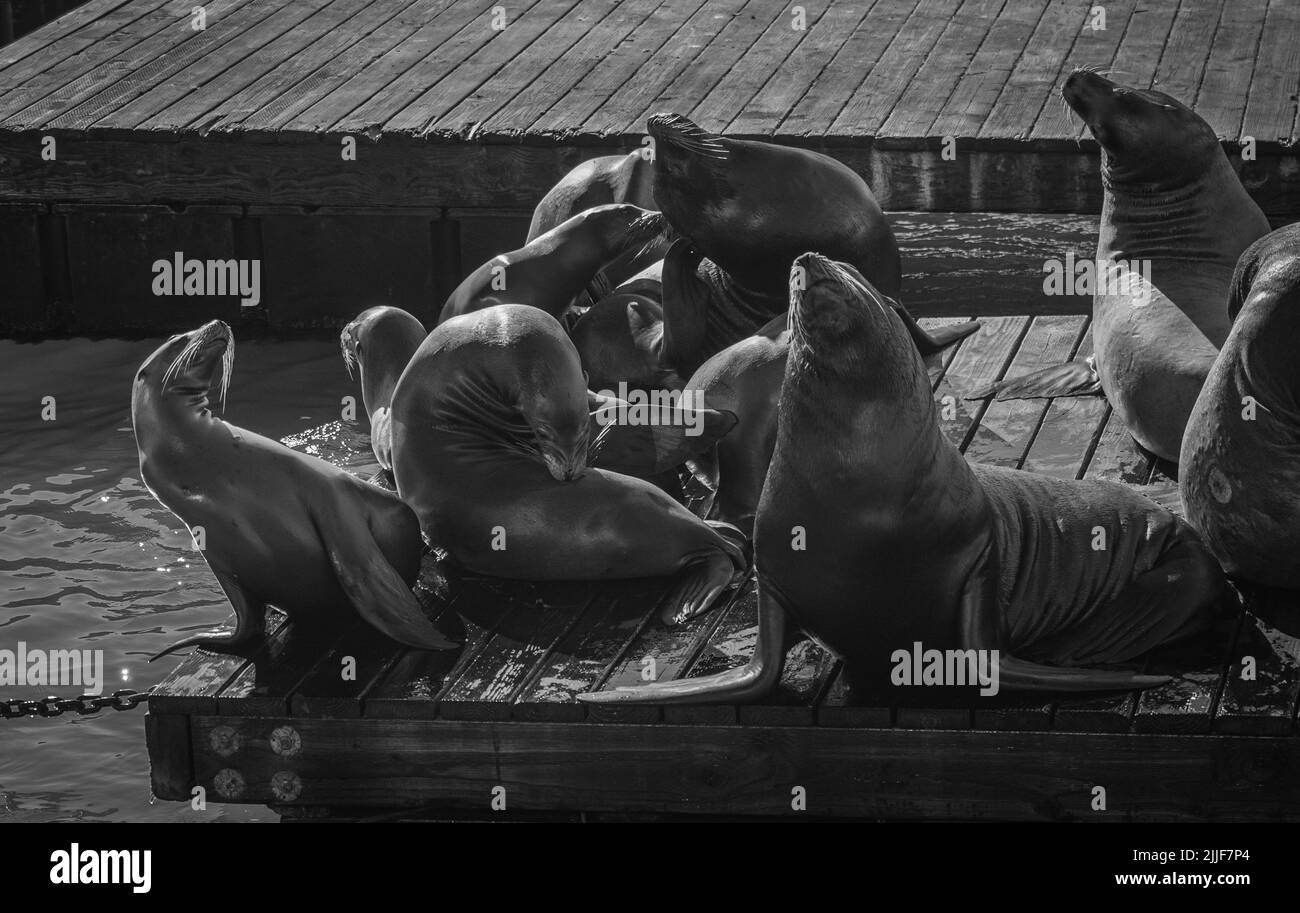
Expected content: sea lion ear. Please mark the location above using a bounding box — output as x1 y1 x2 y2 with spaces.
626 300 659 334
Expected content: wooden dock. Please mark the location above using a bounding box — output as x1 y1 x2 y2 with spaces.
145 314 1300 821
1 0 1298 332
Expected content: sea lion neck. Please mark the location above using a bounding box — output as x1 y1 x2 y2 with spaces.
1099 154 1260 263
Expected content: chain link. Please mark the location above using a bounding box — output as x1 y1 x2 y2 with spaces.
0 688 152 720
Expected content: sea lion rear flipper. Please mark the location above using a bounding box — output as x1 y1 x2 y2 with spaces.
958 548 1170 692
893 305 982 356
576 580 785 704
965 355 1102 401
149 568 267 661
590 408 739 476
321 512 458 652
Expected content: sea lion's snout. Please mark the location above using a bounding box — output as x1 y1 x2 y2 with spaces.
1062 68 1116 119
646 112 727 160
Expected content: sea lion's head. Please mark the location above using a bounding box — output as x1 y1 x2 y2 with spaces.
1064 69 1220 185
341 306 426 390
133 319 234 419
788 253 921 403
569 292 680 393
648 113 900 296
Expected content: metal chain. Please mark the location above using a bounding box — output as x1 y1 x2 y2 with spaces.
0 688 152 720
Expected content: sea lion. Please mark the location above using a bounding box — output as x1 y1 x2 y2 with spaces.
971 71 1271 463
527 150 664 294
580 255 1225 705
340 305 427 470
569 275 682 394
648 113 973 374
683 312 789 535
390 304 748 623
133 320 456 660
1182 224 1300 589
440 203 669 326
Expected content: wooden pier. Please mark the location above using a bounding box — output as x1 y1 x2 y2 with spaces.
145 315 1300 821
1 0 1298 332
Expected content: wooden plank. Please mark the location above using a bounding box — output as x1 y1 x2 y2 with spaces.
149 609 290 716
288 0 486 133
136 0 375 131
214 617 341 717
0 0 134 77
930 314 1030 451
1028 0 1140 141
739 637 836 727
579 0 746 136
686 0 818 134
187 715 1300 820
436 584 600 721
97 0 329 130
376 0 567 136
37 0 275 131
286 622 406 719
1150 0 1224 106
829 0 963 138
234 0 449 132
1078 406 1158 486
1132 612 1242 735
929 0 1049 140
1109 0 1181 88
583 575 743 724
918 315 978 388
964 315 1087 468
476 0 658 137
203 0 399 131
1241 0 1300 145
660 580 758 725
817 666 893 728
1214 590 1300 735
427 0 614 138
1193 0 1267 141
879 0 1007 140
361 578 521 719
779 0 917 137
509 578 664 721
726 0 868 136
529 0 708 137
145 712 193 801
1018 324 1109 479
623 0 783 133
978 0 1089 141
0 0 176 121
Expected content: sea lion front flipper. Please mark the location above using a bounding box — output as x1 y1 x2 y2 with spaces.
320 510 458 652
893 305 982 356
957 545 1171 692
659 239 711 376
965 355 1102 401
576 580 785 704
149 568 267 661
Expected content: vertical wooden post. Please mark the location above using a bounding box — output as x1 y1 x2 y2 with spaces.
0 2 15 46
